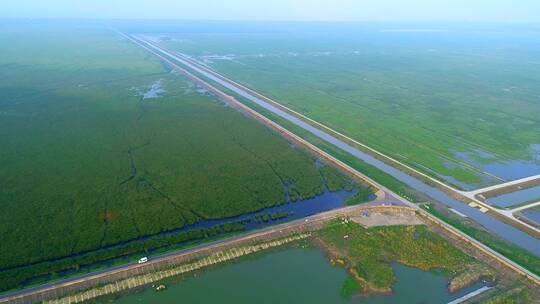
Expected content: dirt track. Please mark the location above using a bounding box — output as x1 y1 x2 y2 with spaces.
350 209 423 227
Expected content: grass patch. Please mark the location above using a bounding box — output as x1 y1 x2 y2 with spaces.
340 276 362 298
315 221 477 293
422 204 540 276
482 286 534 304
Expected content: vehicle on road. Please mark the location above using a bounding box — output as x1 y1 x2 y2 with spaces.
138 257 148 264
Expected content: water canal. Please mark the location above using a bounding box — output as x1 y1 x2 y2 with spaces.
146 43 540 255
521 208 540 226
19 185 358 289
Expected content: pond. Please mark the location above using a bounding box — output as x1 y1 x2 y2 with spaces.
110 247 482 304
141 79 165 99
485 184 540 208
521 208 540 226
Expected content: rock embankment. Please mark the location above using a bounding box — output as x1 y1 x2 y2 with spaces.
449 263 496 293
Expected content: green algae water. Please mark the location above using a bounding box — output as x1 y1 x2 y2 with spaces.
108 248 480 304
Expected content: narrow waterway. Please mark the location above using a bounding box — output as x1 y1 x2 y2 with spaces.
14 185 357 290
110 247 482 304
154 186 357 233
146 41 539 256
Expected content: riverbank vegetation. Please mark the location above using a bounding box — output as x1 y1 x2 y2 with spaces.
313 220 494 295
422 203 540 276
0 23 370 292
482 285 534 304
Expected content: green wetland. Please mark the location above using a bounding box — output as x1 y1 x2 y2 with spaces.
156 23 540 189
0 23 368 292
2 21 539 303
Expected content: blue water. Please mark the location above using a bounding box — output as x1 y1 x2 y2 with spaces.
152 45 540 256
112 248 486 304
19 185 358 289
454 147 540 181
142 79 165 99
522 209 540 225
174 187 357 232
439 159 500 190
486 184 540 208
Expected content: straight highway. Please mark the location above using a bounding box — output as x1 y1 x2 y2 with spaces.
160 39 540 236
1 31 537 304
466 174 540 197
0 201 403 304
126 32 538 283
131 34 540 253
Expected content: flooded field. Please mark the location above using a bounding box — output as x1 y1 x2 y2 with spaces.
110 248 481 304
140 79 165 99
485 184 540 208
454 148 540 182
521 207 540 226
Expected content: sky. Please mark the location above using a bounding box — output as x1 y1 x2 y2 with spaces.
1 0 540 23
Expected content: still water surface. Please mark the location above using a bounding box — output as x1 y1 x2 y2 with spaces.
522 208 540 225
111 248 481 304
486 184 540 208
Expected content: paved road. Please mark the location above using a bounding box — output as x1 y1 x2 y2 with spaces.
158 39 540 237
459 175 540 233
511 201 540 212
447 286 493 304
2 31 538 304
126 33 539 283
132 34 540 249
0 199 402 303
466 174 540 196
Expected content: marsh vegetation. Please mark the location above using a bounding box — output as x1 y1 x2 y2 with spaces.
0 23 367 291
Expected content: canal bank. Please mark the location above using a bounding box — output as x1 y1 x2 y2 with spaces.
6 204 535 304
134 35 539 255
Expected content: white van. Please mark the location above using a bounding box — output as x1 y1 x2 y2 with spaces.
138 257 148 264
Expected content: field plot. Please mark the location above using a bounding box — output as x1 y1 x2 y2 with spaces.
485 184 540 208
0 23 365 291
520 207 540 226
155 23 540 189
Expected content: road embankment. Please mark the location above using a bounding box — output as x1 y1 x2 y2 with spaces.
126 33 539 285
160 44 540 239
